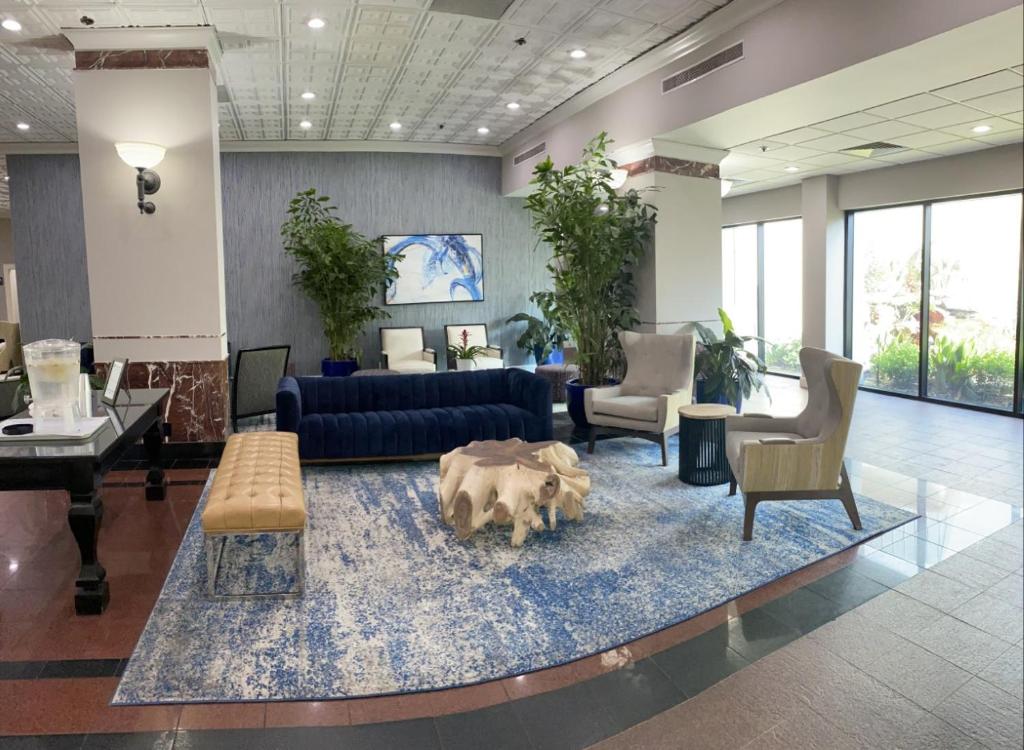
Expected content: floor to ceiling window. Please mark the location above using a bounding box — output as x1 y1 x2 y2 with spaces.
721 218 804 375
846 191 1023 413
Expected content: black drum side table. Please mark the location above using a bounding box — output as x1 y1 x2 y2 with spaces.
678 404 734 486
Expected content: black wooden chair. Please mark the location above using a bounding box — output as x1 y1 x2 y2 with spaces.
231 345 290 432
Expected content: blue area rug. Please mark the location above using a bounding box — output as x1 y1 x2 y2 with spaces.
114 437 915 705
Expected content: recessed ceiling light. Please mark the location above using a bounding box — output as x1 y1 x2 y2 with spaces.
506 102 520 110
389 122 402 131
2 18 21 32
299 120 312 130
784 165 800 173
2 175 8 182
971 124 992 134
307 17 325 29
15 122 29 131
477 126 490 135
301 91 316 100
569 49 587 59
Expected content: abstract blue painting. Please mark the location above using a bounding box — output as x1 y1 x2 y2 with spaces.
384 233 483 304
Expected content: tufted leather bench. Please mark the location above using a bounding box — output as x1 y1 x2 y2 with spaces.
201 432 306 597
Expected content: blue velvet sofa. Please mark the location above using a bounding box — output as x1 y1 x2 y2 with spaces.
276 369 553 460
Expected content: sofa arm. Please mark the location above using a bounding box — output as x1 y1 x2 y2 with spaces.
507 369 552 432
276 376 302 433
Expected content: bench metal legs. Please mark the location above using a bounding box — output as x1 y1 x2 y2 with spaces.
205 531 305 599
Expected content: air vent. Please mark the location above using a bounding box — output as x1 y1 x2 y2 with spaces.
513 141 546 166
662 42 743 94
840 141 907 157
429 0 515 20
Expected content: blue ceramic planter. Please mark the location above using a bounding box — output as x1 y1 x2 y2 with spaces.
694 379 742 413
321 358 359 377
565 377 620 429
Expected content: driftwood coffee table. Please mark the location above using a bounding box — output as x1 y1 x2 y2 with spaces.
438 438 591 546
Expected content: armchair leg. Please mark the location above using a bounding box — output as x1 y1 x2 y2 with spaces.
587 426 596 455
728 476 737 496
659 433 668 467
839 464 863 531
742 496 759 541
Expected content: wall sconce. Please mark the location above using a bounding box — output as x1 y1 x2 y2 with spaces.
115 142 165 215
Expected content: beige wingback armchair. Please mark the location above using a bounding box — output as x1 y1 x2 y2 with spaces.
726 347 863 541
379 327 437 373
585 331 696 466
0 321 22 373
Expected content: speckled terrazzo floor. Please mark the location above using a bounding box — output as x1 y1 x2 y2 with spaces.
113 436 915 705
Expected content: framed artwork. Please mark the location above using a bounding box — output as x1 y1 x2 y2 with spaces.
102 358 128 406
383 234 484 305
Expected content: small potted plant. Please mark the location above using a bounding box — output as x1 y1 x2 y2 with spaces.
447 329 487 371
281 189 401 376
506 304 566 365
693 308 769 412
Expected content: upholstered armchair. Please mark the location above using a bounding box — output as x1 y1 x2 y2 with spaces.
726 347 863 541
379 327 437 373
0 321 22 373
444 324 503 370
584 331 696 466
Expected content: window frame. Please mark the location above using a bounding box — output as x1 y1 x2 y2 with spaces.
722 215 803 378
843 188 1024 417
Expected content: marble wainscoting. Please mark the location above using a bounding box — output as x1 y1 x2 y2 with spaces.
99 359 228 443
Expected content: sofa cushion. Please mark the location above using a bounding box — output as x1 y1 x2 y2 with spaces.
591 395 659 422
298 403 545 459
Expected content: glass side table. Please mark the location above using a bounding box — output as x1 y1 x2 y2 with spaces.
678 403 735 486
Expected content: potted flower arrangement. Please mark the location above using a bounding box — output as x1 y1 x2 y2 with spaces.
447 329 487 371
281 189 401 376
525 132 657 427
693 308 769 412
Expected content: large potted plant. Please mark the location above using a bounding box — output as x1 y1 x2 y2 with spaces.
694 308 769 412
526 132 657 427
282 189 401 376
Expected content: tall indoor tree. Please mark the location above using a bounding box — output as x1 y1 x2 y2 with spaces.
526 132 657 389
281 188 401 375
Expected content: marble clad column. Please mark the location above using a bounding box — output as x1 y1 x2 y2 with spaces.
68 28 228 442
617 141 727 335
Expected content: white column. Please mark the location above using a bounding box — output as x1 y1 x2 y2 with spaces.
801 175 845 353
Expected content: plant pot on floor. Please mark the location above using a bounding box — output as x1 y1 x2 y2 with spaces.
694 378 742 413
321 358 359 377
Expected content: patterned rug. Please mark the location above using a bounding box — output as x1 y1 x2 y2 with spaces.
113 437 915 705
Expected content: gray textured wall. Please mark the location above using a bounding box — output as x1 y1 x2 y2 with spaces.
221 152 546 373
7 152 548 373
7 155 92 342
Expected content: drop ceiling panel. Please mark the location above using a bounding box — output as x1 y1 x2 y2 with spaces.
900 102 990 129
964 87 1024 116
932 69 1023 102
864 93 949 120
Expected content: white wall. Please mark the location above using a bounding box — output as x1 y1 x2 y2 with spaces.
73 67 226 362
722 185 800 226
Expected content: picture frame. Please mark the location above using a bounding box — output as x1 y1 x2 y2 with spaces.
382 233 484 305
102 358 129 406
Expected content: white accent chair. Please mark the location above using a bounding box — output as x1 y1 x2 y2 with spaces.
444 324 504 371
726 347 863 541
584 331 696 466
379 327 437 373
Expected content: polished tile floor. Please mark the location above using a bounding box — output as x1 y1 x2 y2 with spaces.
1 377 1021 749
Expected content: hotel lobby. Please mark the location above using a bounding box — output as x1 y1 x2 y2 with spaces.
0 0 1022 748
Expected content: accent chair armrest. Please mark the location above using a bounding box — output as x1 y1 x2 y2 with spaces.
726 413 800 434
275 376 302 433
738 439 832 493
759 437 796 444
583 384 623 423
657 387 693 432
422 348 437 364
483 345 503 358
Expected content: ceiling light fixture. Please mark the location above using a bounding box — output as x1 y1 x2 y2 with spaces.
506 102 520 110
720 179 733 197
971 124 992 134
301 91 316 100
114 142 165 215
784 165 800 173
1 18 21 32
15 122 29 131
477 126 490 135
389 121 402 131
307 17 325 29
299 120 312 129
569 48 587 59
